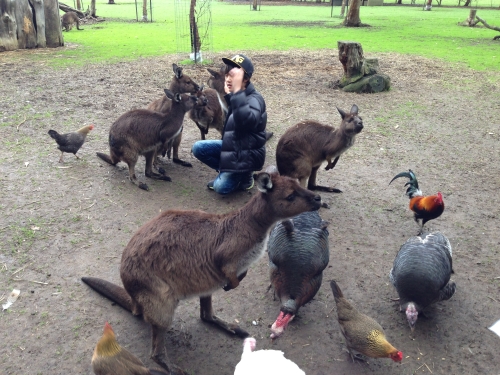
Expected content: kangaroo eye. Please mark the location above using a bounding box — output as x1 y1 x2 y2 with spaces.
286 193 295 202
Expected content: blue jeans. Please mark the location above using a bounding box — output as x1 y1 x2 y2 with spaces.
192 140 250 195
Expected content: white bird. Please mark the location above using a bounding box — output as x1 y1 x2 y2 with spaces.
234 337 305 375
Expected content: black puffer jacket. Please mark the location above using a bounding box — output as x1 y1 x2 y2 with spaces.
219 83 267 173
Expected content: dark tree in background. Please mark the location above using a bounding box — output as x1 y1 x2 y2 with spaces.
0 0 63 52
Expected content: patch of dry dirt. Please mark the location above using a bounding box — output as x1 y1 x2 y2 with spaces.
0 48 499 375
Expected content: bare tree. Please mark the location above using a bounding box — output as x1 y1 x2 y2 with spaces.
76 0 81 10
90 0 96 17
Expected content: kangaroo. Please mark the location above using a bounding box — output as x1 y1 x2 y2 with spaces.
148 64 200 167
96 90 199 191
276 104 363 193
61 12 83 32
207 65 274 142
81 166 322 374
189 85 225 140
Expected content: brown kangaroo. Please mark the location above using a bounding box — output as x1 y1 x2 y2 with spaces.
189 85 225 140
61 12 83 31
96 90 199 191
207 65 274 142
147 64 200 167
276 104 363 193
81 167 322 374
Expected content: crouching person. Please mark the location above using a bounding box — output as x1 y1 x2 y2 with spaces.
192 54 267 194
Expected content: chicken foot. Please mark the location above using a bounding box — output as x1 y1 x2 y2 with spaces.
199 295 249 338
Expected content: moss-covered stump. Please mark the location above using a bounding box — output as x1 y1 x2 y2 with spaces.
342 73 391 93
336 41 390 93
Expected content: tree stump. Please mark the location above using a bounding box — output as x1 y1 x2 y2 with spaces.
336 41 390 93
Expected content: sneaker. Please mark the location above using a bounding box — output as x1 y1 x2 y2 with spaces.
239 174 254 191
207 180 215 190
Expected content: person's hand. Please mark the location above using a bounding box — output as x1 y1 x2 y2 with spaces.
231 67 245 93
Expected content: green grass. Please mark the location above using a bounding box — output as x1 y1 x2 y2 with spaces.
47 0 500 71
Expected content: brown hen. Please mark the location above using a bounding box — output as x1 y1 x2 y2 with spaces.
330 280 403 363
92 322 168 375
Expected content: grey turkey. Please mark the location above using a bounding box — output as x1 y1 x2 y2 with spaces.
267 210 329 339
389 231 456 332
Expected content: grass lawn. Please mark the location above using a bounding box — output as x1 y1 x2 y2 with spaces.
55 1 500 71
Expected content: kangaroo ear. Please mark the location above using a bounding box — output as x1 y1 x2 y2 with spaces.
207 68 217 77
173 63 183 79
337 107 346 119
350 104 359 115
164 89 174 99
256 172 273 193
200 84 205 91
174 93 182 102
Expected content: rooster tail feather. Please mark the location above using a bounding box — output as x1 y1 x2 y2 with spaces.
390 169 421 198
48 129 60 140
330 280 344 300
81 276 134 313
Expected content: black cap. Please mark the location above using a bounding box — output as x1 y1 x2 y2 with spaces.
222 54 254 78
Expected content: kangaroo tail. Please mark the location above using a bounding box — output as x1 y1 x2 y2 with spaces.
81 277 134 313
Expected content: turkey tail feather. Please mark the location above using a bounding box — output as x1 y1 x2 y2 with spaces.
439 281 456 301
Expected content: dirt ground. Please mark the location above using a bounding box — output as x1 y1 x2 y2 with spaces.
1 47 499 375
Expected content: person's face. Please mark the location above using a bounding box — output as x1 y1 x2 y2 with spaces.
225 66 246 93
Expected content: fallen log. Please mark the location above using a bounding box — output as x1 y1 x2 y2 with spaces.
59 3 87 18
475 15 500 40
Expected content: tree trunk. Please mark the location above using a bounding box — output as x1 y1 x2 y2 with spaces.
0 0 62 51
467 9 477 25
252 0 258 10
340 0 347 17
463 0 471 5
31 0 47 48
344 0 361 27
90 0 96 17
189 0 201 61
15 0 38 49
76 0 81 10
0 0 18 52
142 0 147 21
108 0 115 3
44 0 64 47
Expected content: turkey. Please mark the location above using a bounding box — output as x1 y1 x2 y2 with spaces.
267 210 329 339
234 337 305 375
389 231 456 332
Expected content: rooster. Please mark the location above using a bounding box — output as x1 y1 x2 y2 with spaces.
389 232 456 332
389 169 444 233
329 280 403 363
234 337 305 375
48 124 94 163
92 322 168 375
267 210 329 339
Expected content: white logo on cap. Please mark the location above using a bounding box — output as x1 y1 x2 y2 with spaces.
232 55 245 64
